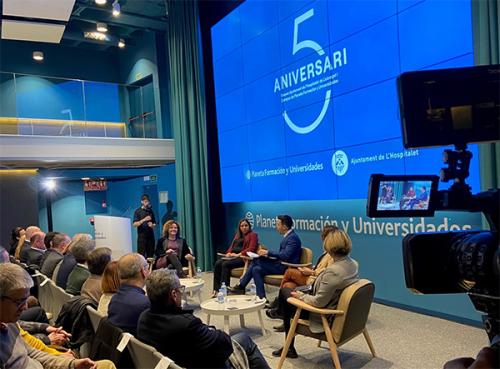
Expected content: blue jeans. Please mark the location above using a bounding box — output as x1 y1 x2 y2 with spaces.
232 332 270 369
239 257 285 298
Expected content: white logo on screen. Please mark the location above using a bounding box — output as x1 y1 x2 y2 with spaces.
245 212 254 228
245 169 251 180
332 150 348 176
283 9 331 135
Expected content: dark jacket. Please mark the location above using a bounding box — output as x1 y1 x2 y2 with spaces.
107 284 150 336
26 248 45 268
55 253 77 289
268 230 302 264
137 305 233 369
154 237 190 267
40 249 64 278
55 296 96 349
89 318 134 368
19 241 31 263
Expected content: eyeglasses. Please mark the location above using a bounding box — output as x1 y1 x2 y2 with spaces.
174 285 186 294
2 295 29 309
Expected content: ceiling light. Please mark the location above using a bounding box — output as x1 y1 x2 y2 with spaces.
43 179 56 191
33 51 44 61
112 1 121 16
96 22 107 32
84 31 109 41
118 38 125 48
95 0 107 5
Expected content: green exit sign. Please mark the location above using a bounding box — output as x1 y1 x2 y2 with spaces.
150 175 157 183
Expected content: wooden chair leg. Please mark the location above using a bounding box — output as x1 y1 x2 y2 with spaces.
363 328 376 357
277 308 301 369
317 340 322 348
321 316 342 369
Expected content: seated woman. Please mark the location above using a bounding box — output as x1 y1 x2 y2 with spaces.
98 261 121 315
154 220 194 278
9 226 25 257
212 218 258 296
266 225 336 320
272 228 359 359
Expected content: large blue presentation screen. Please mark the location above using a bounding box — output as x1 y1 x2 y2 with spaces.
211 0 478 202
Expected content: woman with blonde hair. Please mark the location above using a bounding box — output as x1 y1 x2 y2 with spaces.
272 227 359 359
154 220 194 278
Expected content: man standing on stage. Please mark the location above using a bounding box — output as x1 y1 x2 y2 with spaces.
133 194 156 257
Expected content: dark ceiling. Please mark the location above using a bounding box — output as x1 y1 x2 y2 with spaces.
1 0 168 51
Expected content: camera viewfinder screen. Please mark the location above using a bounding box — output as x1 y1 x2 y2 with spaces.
377 180 432 211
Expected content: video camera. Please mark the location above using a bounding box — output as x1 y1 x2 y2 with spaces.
366 64 500 345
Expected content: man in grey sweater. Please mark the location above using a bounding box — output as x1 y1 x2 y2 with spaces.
0 263 114 369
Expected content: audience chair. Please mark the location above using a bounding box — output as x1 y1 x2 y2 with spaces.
33 273 54 317
264 247 313 287
128 336 184 369
50 282 74 320
277 279 376 369
86 306 106 333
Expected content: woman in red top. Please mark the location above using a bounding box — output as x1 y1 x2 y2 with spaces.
212 218 258 295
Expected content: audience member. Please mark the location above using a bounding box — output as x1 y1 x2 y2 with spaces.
97 261 120 315
213 218 258 296
272 228 359 359
9 227 25 256
19 226 41 263
231 215 302 300
154 220 194 278
0 246 9 263
65 238 95 295
81 247 112 304
26 232 47 268
40 233 70 278
138 269 270 369
0 263 115 369
107 253 150 335
266 225 336 323
54 234 93 290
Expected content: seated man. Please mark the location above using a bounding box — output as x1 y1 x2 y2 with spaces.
408 186 429 209
0 263 115 369
25 232 46 268
66 239 96 295
231 215 302 300
107 253 150 335
55 234 93 289
137 269 270 369
41 233 70 278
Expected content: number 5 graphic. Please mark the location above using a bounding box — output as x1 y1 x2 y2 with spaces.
283 8 332 135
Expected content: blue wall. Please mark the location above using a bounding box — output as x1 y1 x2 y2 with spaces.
38 165 178 248
224 200 484 323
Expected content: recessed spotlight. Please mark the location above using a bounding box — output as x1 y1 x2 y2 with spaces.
43 179 56 191
118 38 125 48
96 22 107 32
95 0 107 5
33 51 44 61
112 1 121 16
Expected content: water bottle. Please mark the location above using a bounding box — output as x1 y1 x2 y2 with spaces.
196 266 202 278
249 283 257 301
217 290 225 306
221 282 227 298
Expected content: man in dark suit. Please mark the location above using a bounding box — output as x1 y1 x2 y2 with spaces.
231 215 302 300
25 231 46 268
19 225 41 263
137 269 270 369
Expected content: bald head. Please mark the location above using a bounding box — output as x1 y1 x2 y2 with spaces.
30 232 46 250
25 226 41 241
118 253 148 284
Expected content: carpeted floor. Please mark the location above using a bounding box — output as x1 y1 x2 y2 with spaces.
188 273 489 369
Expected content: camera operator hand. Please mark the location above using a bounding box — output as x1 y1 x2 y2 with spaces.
443 347 498 369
